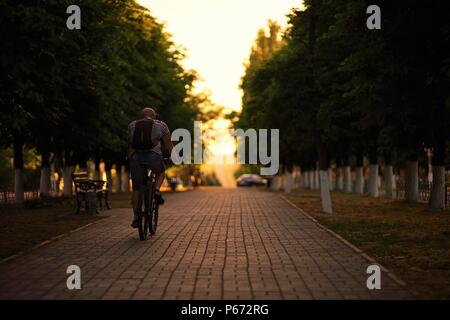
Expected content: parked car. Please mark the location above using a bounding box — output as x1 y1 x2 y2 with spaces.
168 177 181 192
237 174 267 187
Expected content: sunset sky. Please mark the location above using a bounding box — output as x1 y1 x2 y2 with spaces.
138 0 303 111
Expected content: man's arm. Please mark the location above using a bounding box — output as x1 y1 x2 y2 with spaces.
162 133 174 158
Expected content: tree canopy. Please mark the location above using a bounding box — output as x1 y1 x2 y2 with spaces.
0 0 200 170
238 0 450 211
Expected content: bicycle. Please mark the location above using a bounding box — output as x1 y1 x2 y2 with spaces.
136 158 170 240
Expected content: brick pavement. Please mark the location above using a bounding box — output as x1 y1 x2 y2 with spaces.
0 188 412 300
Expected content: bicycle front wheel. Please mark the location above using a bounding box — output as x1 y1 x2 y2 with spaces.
149 204 158 235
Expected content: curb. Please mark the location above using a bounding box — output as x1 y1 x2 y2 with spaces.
0 216 108 266
280 194 418 298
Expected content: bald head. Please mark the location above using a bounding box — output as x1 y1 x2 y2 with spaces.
143 107 156 119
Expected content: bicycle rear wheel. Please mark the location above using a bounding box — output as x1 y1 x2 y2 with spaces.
149 203 159 235
138 185 151 240
148 184 159 235
138 211 149 240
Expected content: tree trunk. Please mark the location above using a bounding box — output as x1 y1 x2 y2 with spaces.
121 165 130 192
13 137 24 204
303 171 310 188
328 168 333 191
337 167 344 191
309 169 314 189
368 164 379 197
317 142 332 214
319 170 332 213
343 166 352 193
393 172 398 198
300 171 305 188
355 167 364 194
94 157 101 180
39 149 51 197
40 167 51 197
63 151 75 196
384 165 394 199
113 164 121 193
314 168 320 190
405 160 419 203
105 163 113 192
272 175 280 191
430 138 446 211
430 165 446 211
284 169 293 194
292 165 300 188
106 170 112 192
63 166 73 196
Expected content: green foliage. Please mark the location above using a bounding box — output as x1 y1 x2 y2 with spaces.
0 0 200 168
239 0 450 169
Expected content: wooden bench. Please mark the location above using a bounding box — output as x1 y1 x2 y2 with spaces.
72 172 111 214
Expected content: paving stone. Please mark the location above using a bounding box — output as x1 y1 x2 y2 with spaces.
0 188 412 299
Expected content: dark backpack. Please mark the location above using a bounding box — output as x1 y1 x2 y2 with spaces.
131 118 156 150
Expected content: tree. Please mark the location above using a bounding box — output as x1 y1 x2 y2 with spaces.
0 0 201 202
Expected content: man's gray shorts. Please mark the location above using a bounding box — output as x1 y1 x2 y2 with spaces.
130 151 165 191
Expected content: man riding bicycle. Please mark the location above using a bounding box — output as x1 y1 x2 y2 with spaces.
128 107 173 228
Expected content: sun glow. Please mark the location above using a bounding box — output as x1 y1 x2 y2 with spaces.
137 0 303 111
137 0 303 186
205 118 236 158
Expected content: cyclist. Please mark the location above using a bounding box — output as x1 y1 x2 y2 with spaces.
128 107 173 228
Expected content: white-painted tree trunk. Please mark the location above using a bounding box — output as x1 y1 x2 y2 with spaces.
319 170 332 214
392 174 398 198
87 161 95 179
39 167 51 196
303 171 309 188
14 169 24 204
284 171 293 194
405 160 419 203
271 177 277 191
272 176 281 191
309 170 314 189
337 167 344 191
299 170 304 188
368 164 379 198
328 168 333 191
293 166 300 188
430 165 445 211
384 165 394 199
106 170 113 191
114 167 121 193
355 167 364 194
314 170 320 190
63 166 74 196
343 166 352 193
121 167 130 192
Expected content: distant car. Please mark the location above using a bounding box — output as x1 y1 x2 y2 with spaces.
168 177 181 192
237 174 267 187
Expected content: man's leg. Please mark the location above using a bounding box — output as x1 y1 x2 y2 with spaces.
129 155 145 227
130 189 143 228
155 171 166 191
153 171 165 205
131 190 142 216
